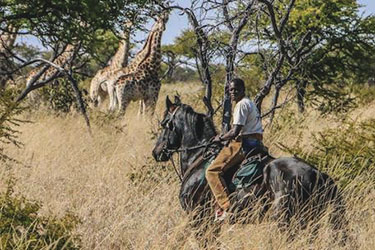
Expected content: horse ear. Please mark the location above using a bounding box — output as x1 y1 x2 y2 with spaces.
166 96 173 109
174 95 181 105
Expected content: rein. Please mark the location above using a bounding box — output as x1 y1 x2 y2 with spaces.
160 105 218 182
169 143 212 153
169 156 182 182
166 141 218 182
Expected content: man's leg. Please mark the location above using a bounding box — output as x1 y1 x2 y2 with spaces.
206 141 244 210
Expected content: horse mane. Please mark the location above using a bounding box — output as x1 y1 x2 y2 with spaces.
179 104 216 143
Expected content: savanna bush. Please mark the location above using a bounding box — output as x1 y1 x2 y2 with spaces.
0 89 26 162
350 83 375 106
38 80 76 113
0 89 81 249
0 179 81 249
282 118 375 188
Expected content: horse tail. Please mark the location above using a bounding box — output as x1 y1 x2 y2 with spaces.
261 161 272 196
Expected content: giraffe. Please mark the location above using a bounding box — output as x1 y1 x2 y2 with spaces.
113 11 169 116
19 43 77 102
102 19 165 112
0 24 18 88
89 22 132 108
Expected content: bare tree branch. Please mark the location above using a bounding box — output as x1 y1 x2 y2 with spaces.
14 58 91 133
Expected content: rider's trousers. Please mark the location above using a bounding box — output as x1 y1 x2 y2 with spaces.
205 139 245 210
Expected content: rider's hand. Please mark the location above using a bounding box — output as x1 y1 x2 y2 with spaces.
222 140 230 147
210 134 222 143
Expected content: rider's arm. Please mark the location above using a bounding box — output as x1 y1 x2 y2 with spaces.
219 124 243 141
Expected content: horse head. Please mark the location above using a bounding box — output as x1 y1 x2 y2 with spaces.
152 95 183 162
152 95 217 164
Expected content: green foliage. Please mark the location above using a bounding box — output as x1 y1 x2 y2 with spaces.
306 83 375 116
84 30 123 73
0 0 147 46
0 89 26 162
167 29 197 59
290 0 375 85
35 77 90 114
38 80 76 113
349 83 375 106
238 0 375 114
307 84 357 116
0 179 81 249
281 119 375 188
12 43 42 62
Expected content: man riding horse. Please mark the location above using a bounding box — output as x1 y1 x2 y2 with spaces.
207 78 264 222
152 89 347 241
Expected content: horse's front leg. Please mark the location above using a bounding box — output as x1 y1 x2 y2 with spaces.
107 81 117 112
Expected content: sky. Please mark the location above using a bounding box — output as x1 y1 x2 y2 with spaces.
159 0 375 45
16 0 375 49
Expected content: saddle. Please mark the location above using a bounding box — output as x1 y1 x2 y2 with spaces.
182 144 270 192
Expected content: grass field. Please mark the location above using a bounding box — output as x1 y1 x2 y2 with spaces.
1 81 374 249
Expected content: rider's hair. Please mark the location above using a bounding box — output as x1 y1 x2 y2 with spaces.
231 78 245 91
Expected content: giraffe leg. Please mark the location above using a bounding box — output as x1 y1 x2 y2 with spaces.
116 84 132 116
113 90 118 110
142 100 146 115
107 82 117 112
144 96 157 115
144 87 160 115
137 100 144 116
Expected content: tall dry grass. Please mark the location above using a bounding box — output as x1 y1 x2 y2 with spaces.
1 81 374 249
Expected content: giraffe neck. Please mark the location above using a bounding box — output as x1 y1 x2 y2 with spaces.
109 29 131 70
137 29 164 72
52 44 75 65
27 44 76 80
124 29 155 73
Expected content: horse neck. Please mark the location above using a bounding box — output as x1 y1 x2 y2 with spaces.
178 112 216 175
179 148 206 177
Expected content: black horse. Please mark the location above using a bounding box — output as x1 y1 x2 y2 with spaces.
152 96 347 235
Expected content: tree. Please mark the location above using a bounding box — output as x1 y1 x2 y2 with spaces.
168 0 375 126
0 0 169 130
253 0 375 114
0 0 147 46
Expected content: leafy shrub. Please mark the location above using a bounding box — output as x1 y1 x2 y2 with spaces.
32 76 89 114
38 80 76 113
282 119 375 188
0 89 27 163
0 179 81 249
307 84 357 116
89 111 126 134
349 83 375 106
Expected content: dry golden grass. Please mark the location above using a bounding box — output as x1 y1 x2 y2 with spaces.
1 81 375 249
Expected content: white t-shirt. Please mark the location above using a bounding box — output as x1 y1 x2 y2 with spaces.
233 97 263 135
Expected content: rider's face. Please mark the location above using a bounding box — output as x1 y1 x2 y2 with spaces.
229 82 245 102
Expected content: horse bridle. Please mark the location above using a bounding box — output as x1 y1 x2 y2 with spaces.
159 106 216 181
161 106 216 155
160 106 180 158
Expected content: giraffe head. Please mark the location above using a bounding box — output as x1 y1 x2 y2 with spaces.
152 10 169 33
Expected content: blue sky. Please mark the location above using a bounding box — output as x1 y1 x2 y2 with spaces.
16 0 375 48
159 0 375 45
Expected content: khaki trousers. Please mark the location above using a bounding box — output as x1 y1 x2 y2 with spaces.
205 140 245 210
